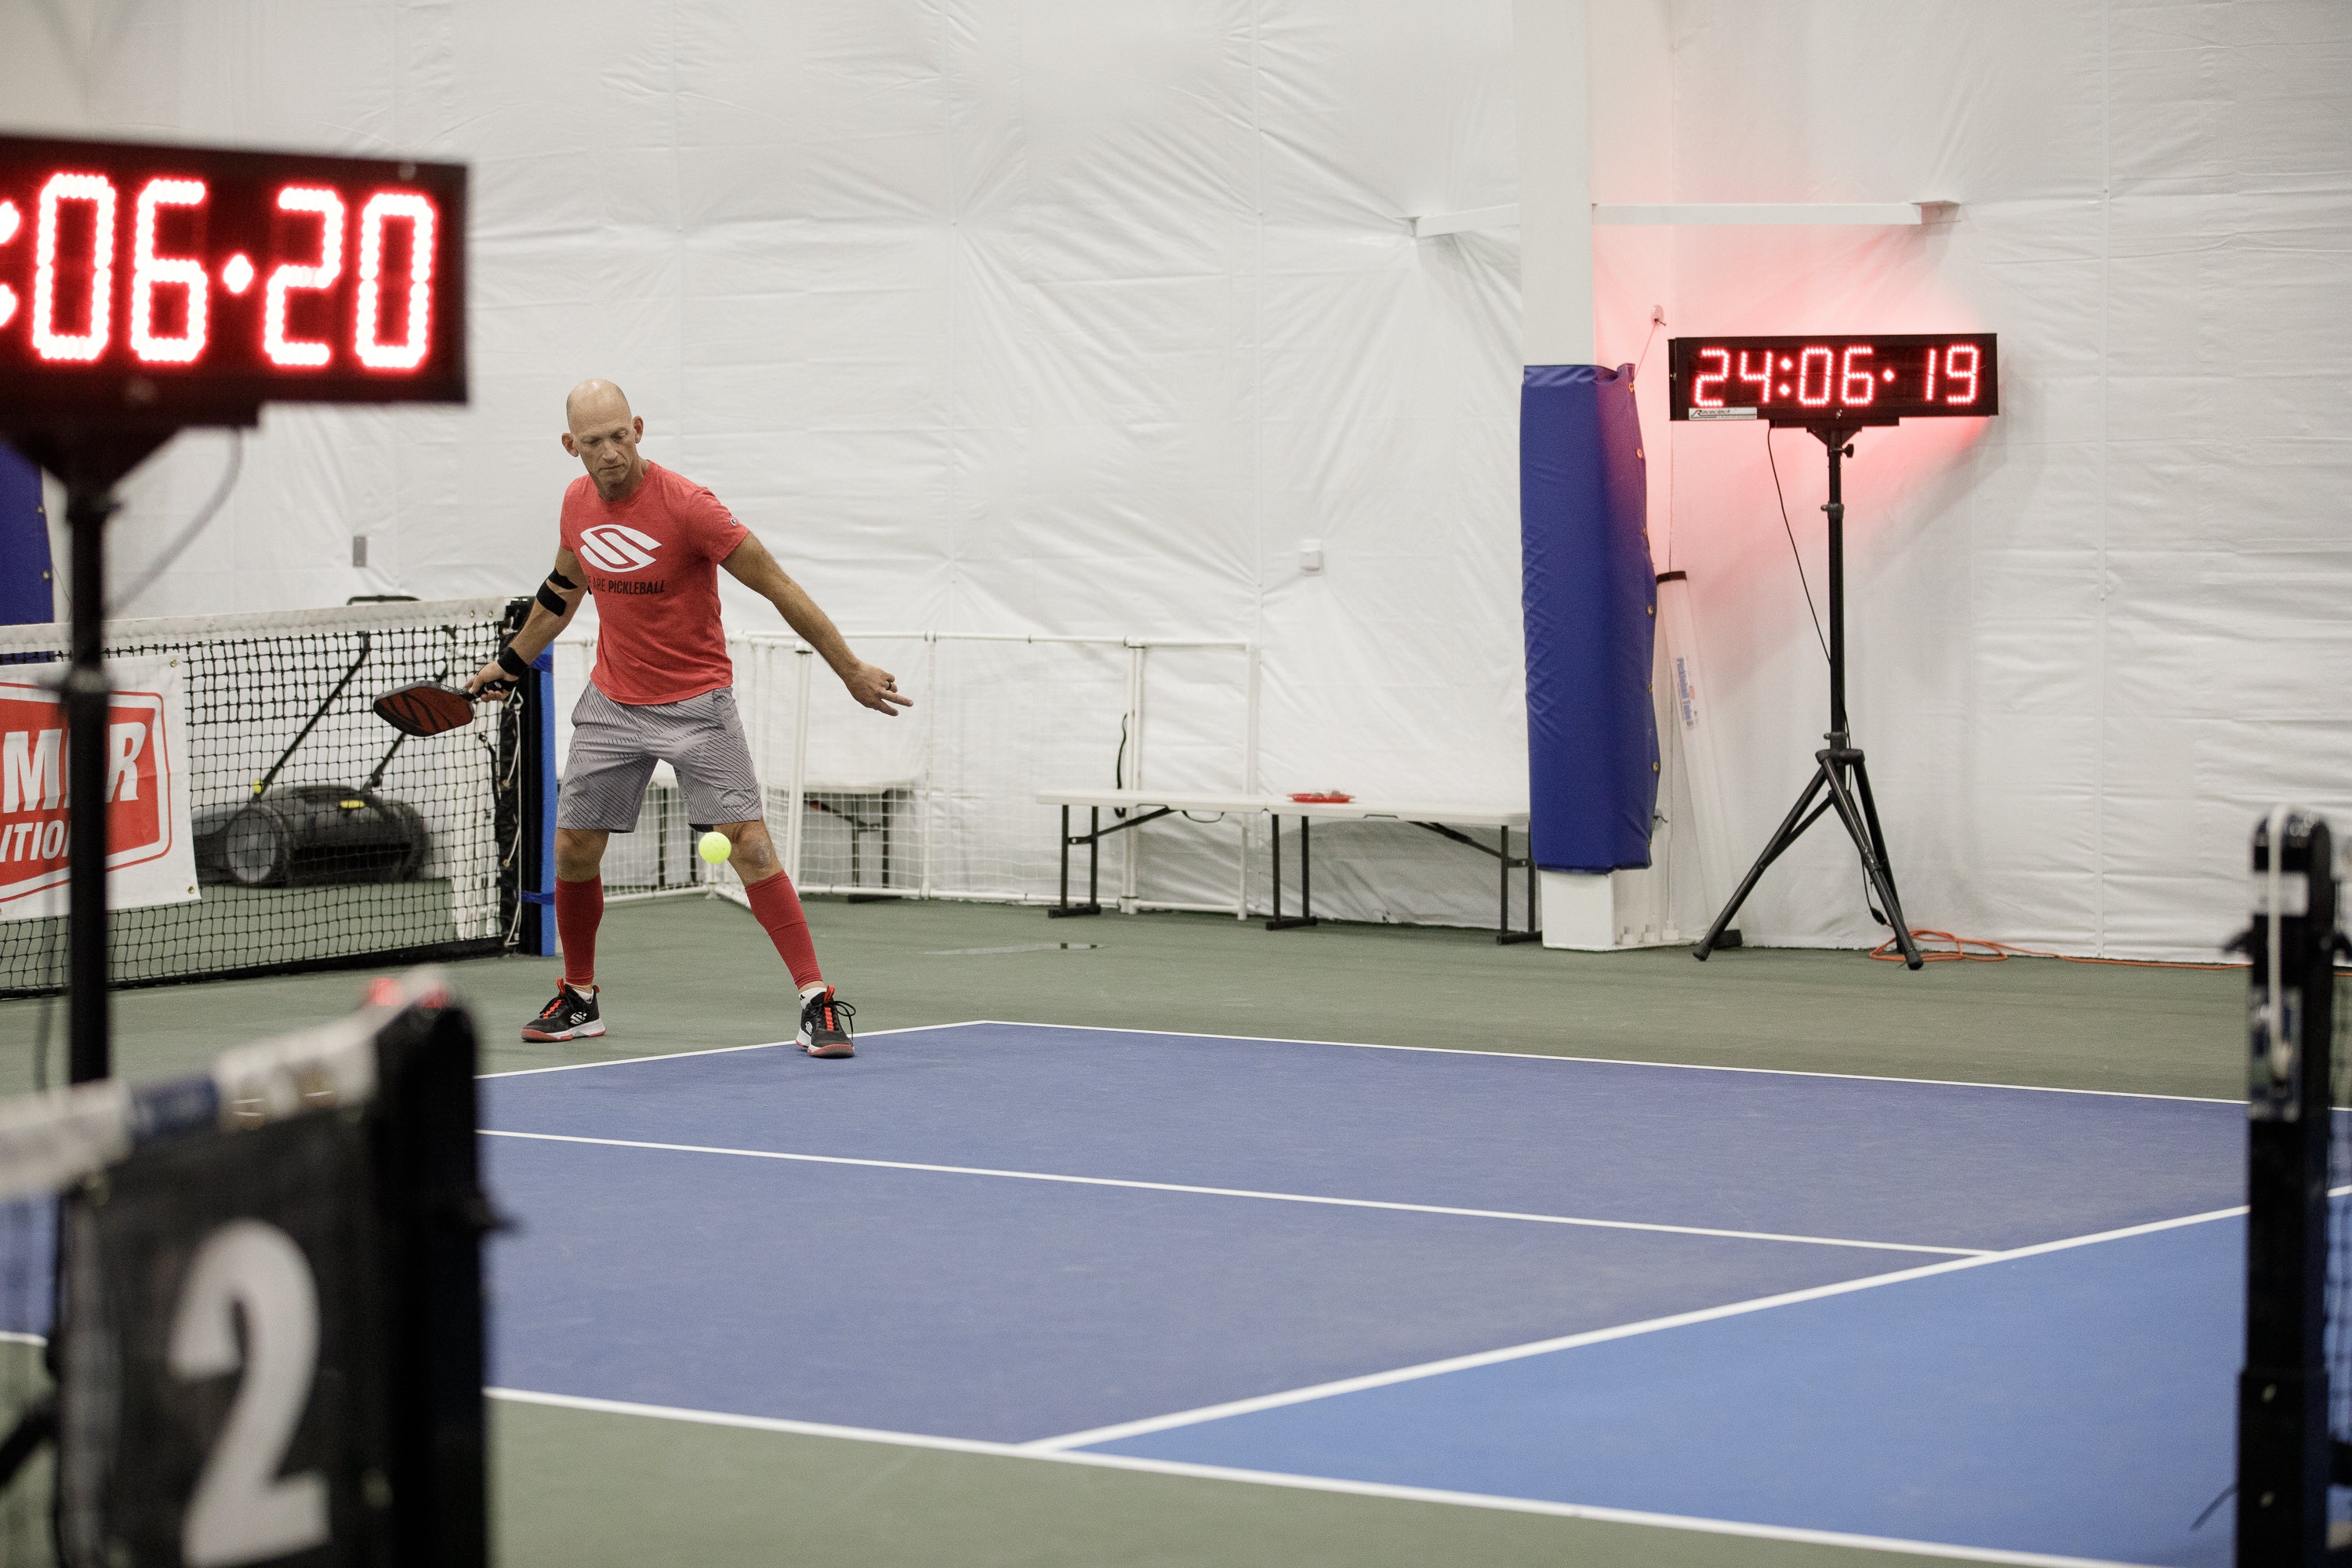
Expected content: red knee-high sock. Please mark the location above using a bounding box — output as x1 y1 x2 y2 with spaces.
743 872 823 991
555 876 603 991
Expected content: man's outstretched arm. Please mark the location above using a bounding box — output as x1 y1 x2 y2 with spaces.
466 547 587 696
720 532 913 717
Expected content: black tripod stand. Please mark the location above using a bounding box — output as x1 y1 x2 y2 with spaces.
1693 424 1923 970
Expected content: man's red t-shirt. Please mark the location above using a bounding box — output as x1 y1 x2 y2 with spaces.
559 462 750 706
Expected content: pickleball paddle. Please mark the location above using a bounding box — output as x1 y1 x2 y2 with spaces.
372 682 481 737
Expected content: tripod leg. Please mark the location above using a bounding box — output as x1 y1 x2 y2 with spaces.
1849 757 1903 912
1822 760 1922 970
1695 764 1831 960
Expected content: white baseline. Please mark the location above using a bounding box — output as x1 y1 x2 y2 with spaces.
484 1387 2158 1568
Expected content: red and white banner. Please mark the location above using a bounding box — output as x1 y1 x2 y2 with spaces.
0 655 199 922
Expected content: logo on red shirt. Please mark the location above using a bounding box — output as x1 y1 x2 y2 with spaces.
576 524 662 573
558 463 750 705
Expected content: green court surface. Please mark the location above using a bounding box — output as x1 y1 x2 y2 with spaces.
0 898 2243 1566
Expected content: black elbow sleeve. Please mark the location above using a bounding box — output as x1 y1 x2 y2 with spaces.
536 581 569 616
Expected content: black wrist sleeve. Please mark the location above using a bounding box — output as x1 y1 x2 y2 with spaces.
495 645 532 680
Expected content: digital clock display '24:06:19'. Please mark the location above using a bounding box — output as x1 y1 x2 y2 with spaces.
0 134 466 422
1666 334 1997 426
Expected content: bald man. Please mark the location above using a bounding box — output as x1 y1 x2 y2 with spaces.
470 380 911 1056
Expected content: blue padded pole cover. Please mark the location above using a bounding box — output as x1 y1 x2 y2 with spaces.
1519 363 1658 873
0 445 53 626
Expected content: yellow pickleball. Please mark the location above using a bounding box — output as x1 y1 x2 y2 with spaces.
698 830 732 864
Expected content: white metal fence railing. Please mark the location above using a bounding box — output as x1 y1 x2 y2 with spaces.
550 631 1257 911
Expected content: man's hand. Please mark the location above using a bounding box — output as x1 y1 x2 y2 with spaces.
842 660 914 717
463 659 515 699
471 549 583 699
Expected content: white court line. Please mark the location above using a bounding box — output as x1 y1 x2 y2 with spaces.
0 1330 42 1346
483 1042 779 1079
1018 1203 2248 1453
480 1017 2239 1105
491 1388 1017 1456
485 1388 2151 1568
479 1128 1985 1257
479 1022 970 1079
965 1019 2240 1105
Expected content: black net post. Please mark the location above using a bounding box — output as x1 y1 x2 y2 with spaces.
517 605 557 958
24 976 494 1565
64 481 113 1085
495 596 532 956
370 993 493 1566
2238 810 2341 1565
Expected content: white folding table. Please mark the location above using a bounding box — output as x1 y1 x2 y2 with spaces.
1033 789 1538 944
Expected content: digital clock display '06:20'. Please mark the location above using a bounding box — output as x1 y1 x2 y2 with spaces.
0 134 466 423
1666 334 1997 426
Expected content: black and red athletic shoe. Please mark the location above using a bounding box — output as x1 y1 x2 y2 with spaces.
797 987 856 1058
522 982 604 1042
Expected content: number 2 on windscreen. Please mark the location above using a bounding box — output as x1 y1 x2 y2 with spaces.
168 1219 332 1567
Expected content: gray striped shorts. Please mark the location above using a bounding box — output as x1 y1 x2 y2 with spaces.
557 684 764 833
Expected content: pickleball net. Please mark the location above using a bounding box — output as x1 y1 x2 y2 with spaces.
2236 809 2352 1559
0 968 489 1566
2333 956 2352 1504
0 597 523 1003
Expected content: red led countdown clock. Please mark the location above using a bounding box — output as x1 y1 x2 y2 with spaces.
1667 334 1996 426
0 134 466 423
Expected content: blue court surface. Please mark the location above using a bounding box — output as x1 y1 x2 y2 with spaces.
480 1022 2248 1567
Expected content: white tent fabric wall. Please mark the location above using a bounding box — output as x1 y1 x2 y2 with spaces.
10 3 2346 954
13 0 1525 932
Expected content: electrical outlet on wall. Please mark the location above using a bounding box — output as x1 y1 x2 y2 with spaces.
1299 539 1323 575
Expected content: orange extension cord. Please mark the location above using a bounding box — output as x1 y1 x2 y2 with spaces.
1867 928 2249 971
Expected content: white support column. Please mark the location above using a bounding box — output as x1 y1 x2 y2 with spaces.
1519 0 1697 953
1519 0 1610 943
1515 0 1593 367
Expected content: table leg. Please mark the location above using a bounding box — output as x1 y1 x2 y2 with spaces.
1496 823 1542 945
1268 815 1283 927
1048 803 1103 918
1267 815 1319 930
1497 825 1508 939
